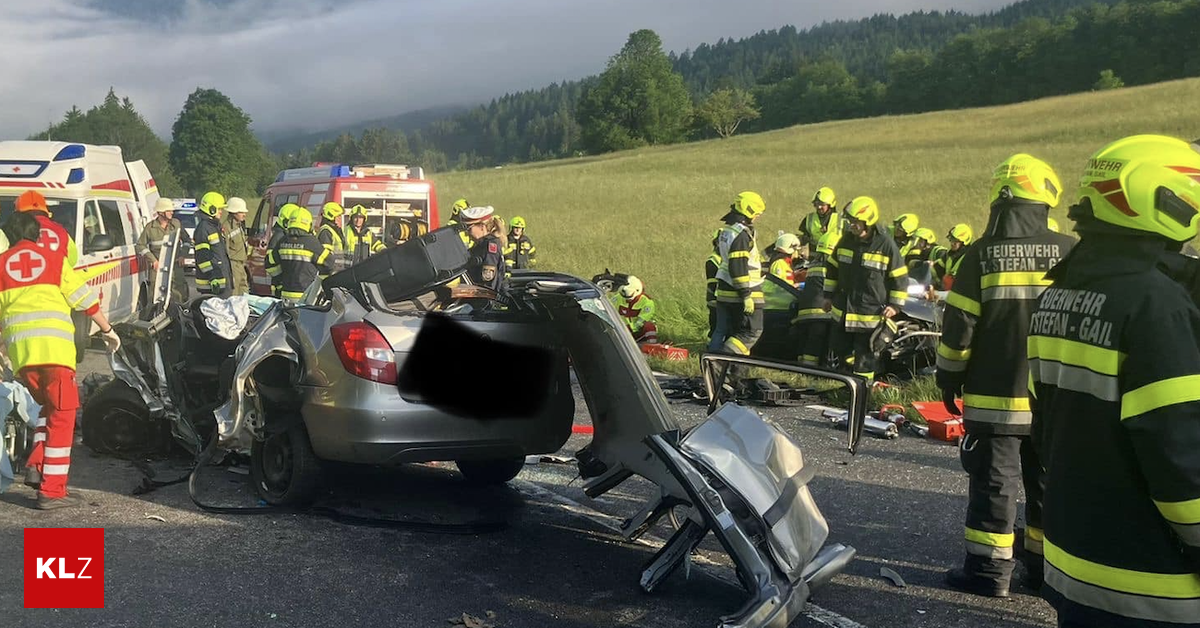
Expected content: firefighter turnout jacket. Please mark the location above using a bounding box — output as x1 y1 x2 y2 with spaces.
937 203 1075 435
714 222 764 305
32 214 78 267
344 224 384 264
932 246 968 290
1028 236 1200 625
824 225 907 331
192 212 230 294
503 234 537 270
318 222 345 278
0 241 99 371
705 249 721 305
793 258 831 322
266 228 331 301
799 211 842 249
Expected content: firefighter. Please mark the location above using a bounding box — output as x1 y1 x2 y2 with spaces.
192 191 232 297
793 231 839 367
936 153 1076 598
708 191 767 361
614 276 658 345
823 197 907 382
891 212 920 252
1028 135 1200 627
268 203 299 253
459 205 507 293
904 227 938 270
931 223 974 291
265 207 330 303
503 216 538 270
136 197 192 305
14 191 78 266
318 202 346 278
705 229 721 342
799 187 841 252
344 205 384 264
1 212 118 509
753 233 801 360
223 197 250 296
446 198 472 247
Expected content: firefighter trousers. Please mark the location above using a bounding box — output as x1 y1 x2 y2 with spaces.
795 319 832 367
707 302 717 343
230 261 249 296
833 327 876 380
708 302 763 356
959 432 1044 586
21 366 80 499
750 310 795 361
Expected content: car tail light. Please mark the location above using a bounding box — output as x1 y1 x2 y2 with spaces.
330 322 397 384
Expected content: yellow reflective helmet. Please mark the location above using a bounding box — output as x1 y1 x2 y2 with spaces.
322 202 345 220
774 233 801 255
991 153 1063 208
510 216 526 229
451 198 469 217
846 196 880 227
290 207 314 232
199 191 226 217
813 186 836 207
1047 217 1061 233
278 203 301 226
731 191 765 220
893 213 919 236
913 227 937 245
816 231 840 256
349 204 370 218
1075 134 1200 242
948 223 975 245
619 276 644 299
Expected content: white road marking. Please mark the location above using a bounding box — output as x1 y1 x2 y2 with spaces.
514 479 870 628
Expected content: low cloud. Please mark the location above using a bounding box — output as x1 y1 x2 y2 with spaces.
2 0 1012 140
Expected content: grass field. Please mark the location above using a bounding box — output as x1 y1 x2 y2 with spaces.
438 77 1200 349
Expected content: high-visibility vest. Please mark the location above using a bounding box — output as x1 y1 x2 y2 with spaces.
0 241 98 371
33 213 79 267
616 293 656 333
762 257 798 311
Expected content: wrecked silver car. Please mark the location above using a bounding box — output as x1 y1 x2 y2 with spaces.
91 226 868 628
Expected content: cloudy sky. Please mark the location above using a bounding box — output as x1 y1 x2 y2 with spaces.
1 0 1014 139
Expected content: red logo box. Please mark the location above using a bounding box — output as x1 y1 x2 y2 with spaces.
24 528 105 608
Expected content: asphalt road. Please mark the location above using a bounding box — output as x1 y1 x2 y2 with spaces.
1 350 1057 628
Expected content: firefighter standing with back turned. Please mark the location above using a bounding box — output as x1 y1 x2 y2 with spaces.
708 192 767 359
937 153 1076 598
192 191 232 297
823 196 907 382
1028 134 1200 627
1 212 118 509
266 207 330 302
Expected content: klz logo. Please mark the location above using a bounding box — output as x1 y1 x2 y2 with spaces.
24 528 105 608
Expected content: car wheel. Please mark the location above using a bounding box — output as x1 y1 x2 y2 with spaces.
81 380 170 457
455 457 525 485
251 420 324 507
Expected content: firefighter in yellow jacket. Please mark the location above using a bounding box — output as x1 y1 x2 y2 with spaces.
318 202 346 279
798 186 841 251
1029 135 1200 627
344 205 385 264
708 192 766 357
614 276 657 344
0 212 118 509
937 153 1076 598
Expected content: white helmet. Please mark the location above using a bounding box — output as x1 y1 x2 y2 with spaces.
774 233 801 255
619 276 644 299
154 197 174 213
227 197 248 214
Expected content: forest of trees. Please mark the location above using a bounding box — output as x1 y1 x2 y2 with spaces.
28 0 1200 193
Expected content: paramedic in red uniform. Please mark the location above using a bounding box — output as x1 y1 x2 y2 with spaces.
15 191 78 266
1 212 119 509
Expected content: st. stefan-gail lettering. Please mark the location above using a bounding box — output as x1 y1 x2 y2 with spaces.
1030 287 1115 347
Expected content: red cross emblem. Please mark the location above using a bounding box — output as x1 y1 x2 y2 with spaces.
40 228 60 251
11 166 21 173
6 249 46 282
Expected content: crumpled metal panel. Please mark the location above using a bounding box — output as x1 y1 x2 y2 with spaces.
109 322 203 454
679 404 830 583
212 304 298 451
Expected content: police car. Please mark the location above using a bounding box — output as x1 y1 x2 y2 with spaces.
171 198 198 273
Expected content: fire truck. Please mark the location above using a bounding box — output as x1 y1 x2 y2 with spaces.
246 163 439 295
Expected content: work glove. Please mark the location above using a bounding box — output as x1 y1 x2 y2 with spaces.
942 385 962 416
101 328 121 353
742 296 755 315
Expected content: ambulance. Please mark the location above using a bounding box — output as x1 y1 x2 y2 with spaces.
246 163 439 295
0 141 160 359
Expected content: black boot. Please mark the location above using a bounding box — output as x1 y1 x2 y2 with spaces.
944 568 1010 598
36 493 84 511
24 468 42 489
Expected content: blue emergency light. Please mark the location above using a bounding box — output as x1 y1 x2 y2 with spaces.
53 144 86 161
66 168 85 184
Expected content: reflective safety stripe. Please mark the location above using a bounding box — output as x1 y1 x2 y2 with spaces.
1045 561 1200 624
936 353 968 372
194 242 211 251
2 310 71 327
1028 336 1126 377
799 355 819 365
197 261 213 271
966 541 1014 559
845 312 881 329
43 463 70 475
66 284 95 307
725 337 749 355
1025 526 1045 555
148 239 164 248
983 285 1047 301
835 249 853 264
279 247 315 259
1046 538 1200 601
862 252 889 267
888 266 908 279
728 251 750 259
195 278 210 287
1029 358 1119 402
266 265 282 277
206 232 220 243
44 446 71 457
1155 496 1200 526
964 394 1030 411
946 291 981 316
33 432 46 443
937 342 971 361
966 526 1015 548
888 290 907 303
981 271 1052 289
1168 521 1200 546
963 407 1032 425
862 258 887 271
281 290 306 299
824 279 838 291
1121 375 1200 421
3 328 74 344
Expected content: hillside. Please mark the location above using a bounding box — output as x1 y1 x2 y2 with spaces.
261 105 469 154
436 77 1200 343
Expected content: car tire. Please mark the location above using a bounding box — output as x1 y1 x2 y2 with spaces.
455 457 525 486
81 380 171 457
251 420 324 507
